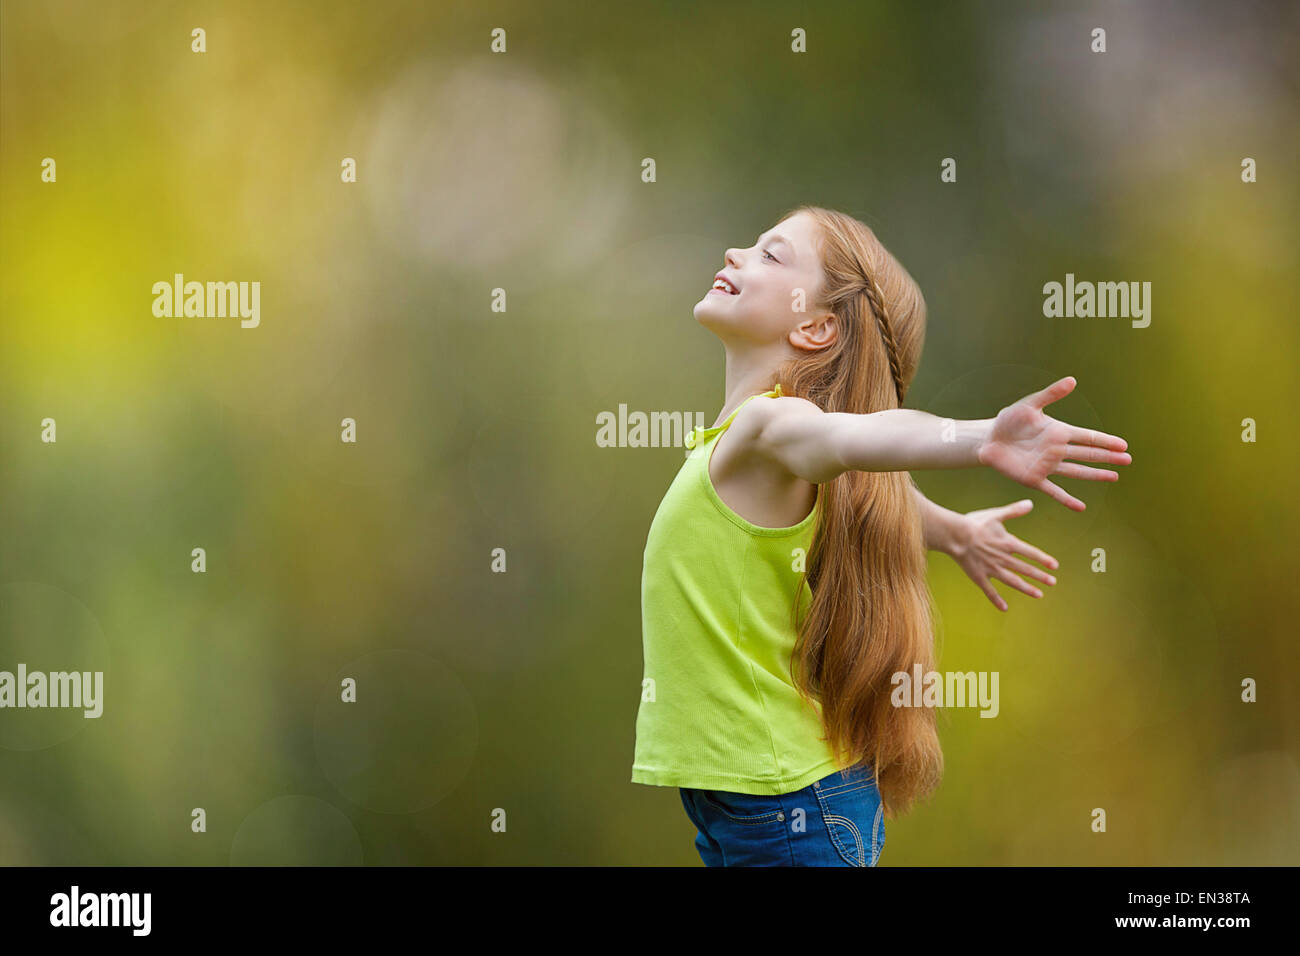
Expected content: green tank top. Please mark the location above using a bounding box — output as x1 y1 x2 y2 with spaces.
631 385 845 795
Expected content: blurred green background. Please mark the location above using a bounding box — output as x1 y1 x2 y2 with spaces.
1 0 1297 865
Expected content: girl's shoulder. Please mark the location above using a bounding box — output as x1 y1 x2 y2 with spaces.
720 392 822 467
731 392 822 439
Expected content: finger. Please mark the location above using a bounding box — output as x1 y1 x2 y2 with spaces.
1053 461 1119 482
1008 535 1058 570
1024 376 1076 410
1037 477 1085 511
996 499 1034 522
1062 443 1131 465
1064 425 1128 452
974 576 1008 612
1002 554 1056 586
994 566 1043 599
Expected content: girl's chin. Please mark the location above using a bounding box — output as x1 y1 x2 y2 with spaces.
693 303 720 325
692 308 735 335
694 299 733 321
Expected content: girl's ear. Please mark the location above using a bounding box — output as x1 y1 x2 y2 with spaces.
790 310 837 351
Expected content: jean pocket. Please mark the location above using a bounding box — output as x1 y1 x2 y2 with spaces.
699 789 787 826
812 772 884 866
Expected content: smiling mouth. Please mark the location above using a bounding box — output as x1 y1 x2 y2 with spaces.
710 277 739 295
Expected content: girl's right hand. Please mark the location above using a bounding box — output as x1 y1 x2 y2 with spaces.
976 376 1132 511
949 499 1058 611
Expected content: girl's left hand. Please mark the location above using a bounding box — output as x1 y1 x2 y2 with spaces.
949 499 1058 611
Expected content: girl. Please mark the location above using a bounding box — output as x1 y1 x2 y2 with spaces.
630 205 1132 867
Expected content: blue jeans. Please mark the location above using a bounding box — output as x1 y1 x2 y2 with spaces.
679 763 886 867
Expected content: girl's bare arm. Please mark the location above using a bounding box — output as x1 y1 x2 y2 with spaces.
751 396 990 480
911 482 965 554
752 376 1131 511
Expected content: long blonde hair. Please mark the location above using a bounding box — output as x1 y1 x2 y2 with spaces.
774 205 942 819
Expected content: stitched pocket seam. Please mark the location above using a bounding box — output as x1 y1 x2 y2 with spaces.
817 782 869 799
814 789 866 866
700 791 784 826
870 803 884 865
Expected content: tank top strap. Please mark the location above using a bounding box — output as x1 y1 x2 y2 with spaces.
684 383 784 450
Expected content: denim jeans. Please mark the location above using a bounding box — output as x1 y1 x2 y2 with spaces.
679 763 886 866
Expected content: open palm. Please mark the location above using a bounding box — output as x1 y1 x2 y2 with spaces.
977 376 1132 511
951 499 1058 611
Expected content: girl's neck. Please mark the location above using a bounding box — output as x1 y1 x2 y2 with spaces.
715 345 786 427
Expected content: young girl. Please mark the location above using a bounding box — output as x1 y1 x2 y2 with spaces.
631 205 1132 867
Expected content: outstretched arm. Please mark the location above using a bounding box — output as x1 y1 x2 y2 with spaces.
911 482 966 555
753 376 1131 510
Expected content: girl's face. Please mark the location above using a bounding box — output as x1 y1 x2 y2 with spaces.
693 210 833 349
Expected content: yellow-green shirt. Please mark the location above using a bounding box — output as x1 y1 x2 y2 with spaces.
631 386 844 795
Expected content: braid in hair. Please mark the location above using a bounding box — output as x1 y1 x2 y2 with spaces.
857 270 906 407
